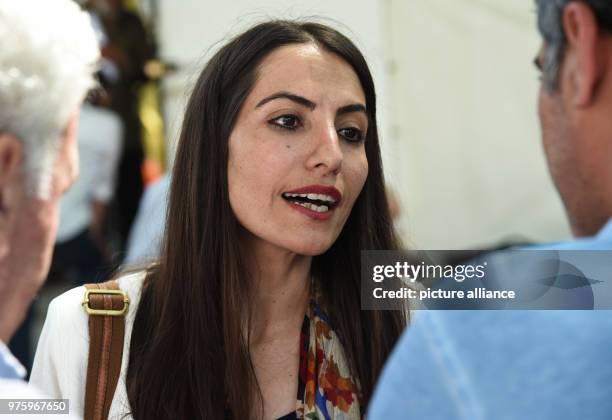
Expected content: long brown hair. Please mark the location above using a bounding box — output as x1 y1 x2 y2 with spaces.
126 20 406 419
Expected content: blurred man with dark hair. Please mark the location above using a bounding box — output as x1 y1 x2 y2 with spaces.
0 0 98 396
87 0 153 246
535 0 612 239
369 1 612 418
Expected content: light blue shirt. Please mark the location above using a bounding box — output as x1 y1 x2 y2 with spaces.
124 174 170 264
1 341 79 418
527 218 612 250
368 219 612 420
0 340 26 380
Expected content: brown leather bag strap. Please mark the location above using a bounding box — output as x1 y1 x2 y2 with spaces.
82 280 129 420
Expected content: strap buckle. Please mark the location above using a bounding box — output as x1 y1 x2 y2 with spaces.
82 289 129 316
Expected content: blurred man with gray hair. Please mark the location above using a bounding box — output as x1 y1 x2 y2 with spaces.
0 0 99 395
369 1 612 419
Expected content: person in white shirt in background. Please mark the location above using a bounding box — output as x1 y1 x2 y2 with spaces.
52 103 122 285
50 2 123 287
0 0 99 413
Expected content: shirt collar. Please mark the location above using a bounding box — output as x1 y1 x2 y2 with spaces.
0 340 26 380
596 218 612 240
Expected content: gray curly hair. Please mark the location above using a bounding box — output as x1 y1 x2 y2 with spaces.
0 0 99 197
536 0 612 92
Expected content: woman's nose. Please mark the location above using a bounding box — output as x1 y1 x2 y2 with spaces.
305 122 343 176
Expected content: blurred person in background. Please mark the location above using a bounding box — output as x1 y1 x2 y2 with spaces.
49 2 126 285
10 5 124 374
50 102 122 286
48 2 123 289
124 172 169 264
0 0 98 396
369 1 612 419
31 20 406 419
86 0 153 248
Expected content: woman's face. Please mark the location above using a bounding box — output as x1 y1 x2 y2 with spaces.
228 43 369 256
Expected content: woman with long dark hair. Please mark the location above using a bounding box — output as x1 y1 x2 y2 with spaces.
31 20 406 419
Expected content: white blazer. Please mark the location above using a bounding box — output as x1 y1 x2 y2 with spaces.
30 271 146 420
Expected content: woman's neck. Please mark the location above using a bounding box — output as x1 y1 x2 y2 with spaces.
246 239 312 343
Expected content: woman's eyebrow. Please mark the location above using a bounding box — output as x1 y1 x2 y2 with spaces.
255 92 367 117
255 91 316 110
337 103 367 117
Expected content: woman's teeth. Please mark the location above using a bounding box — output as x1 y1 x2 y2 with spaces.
295 201 329 213
282 192 336 205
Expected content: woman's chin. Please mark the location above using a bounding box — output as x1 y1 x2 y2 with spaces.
286 240 334 257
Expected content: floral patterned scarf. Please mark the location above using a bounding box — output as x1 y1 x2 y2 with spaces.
294 300 361 419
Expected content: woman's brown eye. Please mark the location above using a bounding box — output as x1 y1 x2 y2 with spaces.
269 114 301 130
338 127 365 143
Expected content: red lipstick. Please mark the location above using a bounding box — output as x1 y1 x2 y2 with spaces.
282 184 342 221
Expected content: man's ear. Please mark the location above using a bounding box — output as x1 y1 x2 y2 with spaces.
562 2 604 106
56 111 80 193
0 134 23 215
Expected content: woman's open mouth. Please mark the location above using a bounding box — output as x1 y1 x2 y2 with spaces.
281 192 337 212
281 185 342 220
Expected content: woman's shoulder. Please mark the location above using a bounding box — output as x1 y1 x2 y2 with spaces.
49 270 146 319
30 270 148 416
33 269 148 360
116 269 147 313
